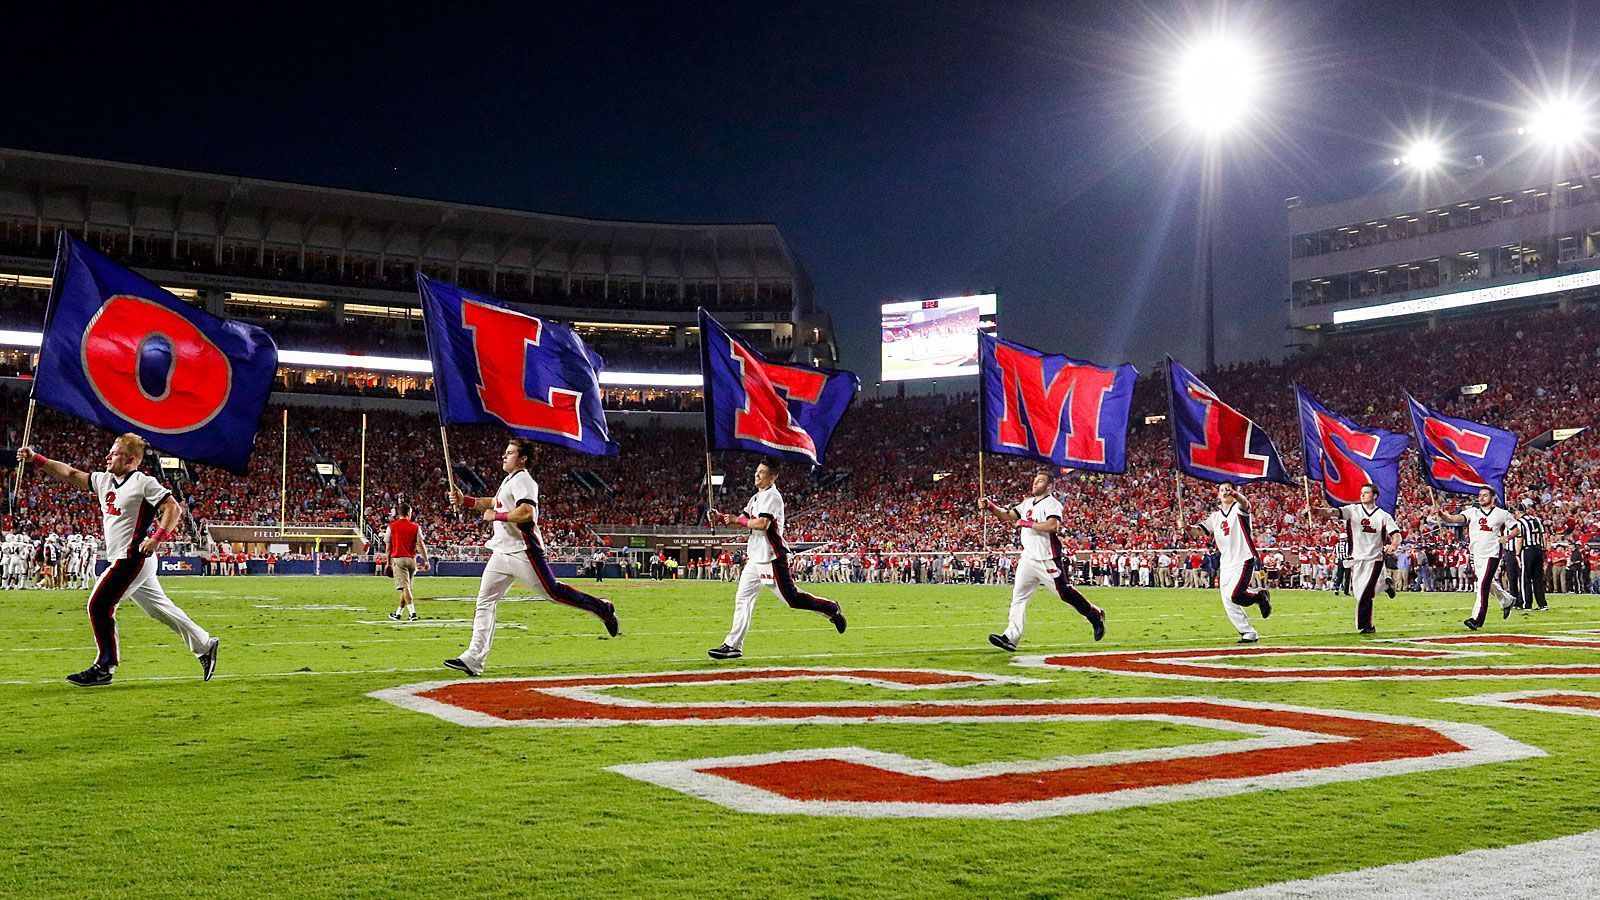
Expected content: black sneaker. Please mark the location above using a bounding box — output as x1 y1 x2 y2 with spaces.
66 665 113 687
707 644 741 660
829 610 848 634
988 633 1018 652
199 638 220 682
1257 590 1272 619
598 600 620 637
1502 603 1513 620
1359 626 1377 635
443 658 481 676
1238 634 1260 644
1464 618 1481 631
408 613 420 621
387 611 404 621
1384 578 1396 599
1090 609 1106 642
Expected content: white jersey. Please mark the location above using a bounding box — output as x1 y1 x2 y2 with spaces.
1014 493 1065 562
1340 504 1398 562
1201 502 1258 568
88 470 173 561
1460 504 1513 560
743 486 784 564
485 469 542 554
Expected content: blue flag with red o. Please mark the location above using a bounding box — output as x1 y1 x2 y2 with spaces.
33 231 278 474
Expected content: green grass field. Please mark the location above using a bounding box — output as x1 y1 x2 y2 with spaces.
5 575 1600 898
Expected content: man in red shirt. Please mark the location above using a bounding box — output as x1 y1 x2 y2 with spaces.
385 502 429 621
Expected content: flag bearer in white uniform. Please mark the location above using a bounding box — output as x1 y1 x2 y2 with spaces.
1431 487 1515 630
444 438 619 677
18 434 219 686
1308 482 1400 633
1186 482 1273 642
980 468 1105 651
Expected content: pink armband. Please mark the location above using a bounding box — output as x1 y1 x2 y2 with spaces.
492 511 509 522
150 527 175 543
1017 518 1037 529
30 452 46 467
735 514 752 528
985 499 1004 515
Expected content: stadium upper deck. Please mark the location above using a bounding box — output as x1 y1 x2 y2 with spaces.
1287 149 1600 342
0 147 839 381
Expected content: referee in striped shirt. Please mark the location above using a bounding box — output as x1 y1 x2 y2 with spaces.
1514 506 1549 610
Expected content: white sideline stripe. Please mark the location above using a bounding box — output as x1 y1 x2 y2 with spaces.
1195 828 1600 899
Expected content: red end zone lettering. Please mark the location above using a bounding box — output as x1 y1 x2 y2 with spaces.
1019 634 1600 681
368 668 1538 819
1446 690 1600 718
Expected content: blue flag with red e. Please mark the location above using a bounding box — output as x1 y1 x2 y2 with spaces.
1167 356 1291 485
418 274 617 457
1404 392 1517 499
33 230 278 474
1295 384 1410 514
699 309 857 466
978 332 1136 474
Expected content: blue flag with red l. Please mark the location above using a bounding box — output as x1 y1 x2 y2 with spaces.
1404 392 1517 499
699 309 857 466
978 332 1136 474
33 230 278 474
1167 356 1291 485
1295 384 1410 514
418 274 617 457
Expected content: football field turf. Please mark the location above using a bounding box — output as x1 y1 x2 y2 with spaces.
4 576 1600 898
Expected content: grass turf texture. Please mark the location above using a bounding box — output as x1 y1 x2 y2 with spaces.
4 577 1600 898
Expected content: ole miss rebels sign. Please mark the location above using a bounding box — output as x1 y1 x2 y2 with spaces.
34 231 278 473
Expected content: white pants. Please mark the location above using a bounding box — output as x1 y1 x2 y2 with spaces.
92 556 213 665
723 560 777 650
459 551 555 671
1004 556 1065 643
1218 560 1257 640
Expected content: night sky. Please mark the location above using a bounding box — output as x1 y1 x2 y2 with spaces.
9 1 1597 379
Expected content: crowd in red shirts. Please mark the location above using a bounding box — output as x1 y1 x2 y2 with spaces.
7 303 1600 568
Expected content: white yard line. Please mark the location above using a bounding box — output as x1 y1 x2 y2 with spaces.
1195 829 1600 899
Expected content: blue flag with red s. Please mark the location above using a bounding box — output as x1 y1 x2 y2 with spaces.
699 309 857 466
1167 356 1291 485
978 332 1136 474
418 274 617 457
1295 384 1410 514
33 230 278 474
1404 392 1517 499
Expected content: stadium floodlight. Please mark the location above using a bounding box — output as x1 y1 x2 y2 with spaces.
1392 139 1443 172
1173 36 1258 135
1518 97 1591 148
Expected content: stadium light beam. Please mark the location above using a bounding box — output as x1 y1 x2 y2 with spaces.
1173 37 1258 136
1518 97 1592 148
1393 139 1443 172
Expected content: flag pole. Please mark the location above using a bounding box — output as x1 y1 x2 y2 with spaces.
358 412 368 533
978 449 988 548
704 451 716 512
279 408 288 536
1174 470 1186 540
12 230 69 518
439 425 457 498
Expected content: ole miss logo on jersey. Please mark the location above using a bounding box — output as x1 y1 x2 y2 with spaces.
1361 517 1377 533
1478 518 1492 531
1218 520 1232 536
104 492 122 517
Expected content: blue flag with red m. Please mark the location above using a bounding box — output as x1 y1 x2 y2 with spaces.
978 333 1136 474
699 309 857 466
33 230 278 474
1404 392 1517 498
1167 356 1291 485
1295 384 1410 514
418 274 617 457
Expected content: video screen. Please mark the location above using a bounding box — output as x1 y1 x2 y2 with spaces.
880 293 998 382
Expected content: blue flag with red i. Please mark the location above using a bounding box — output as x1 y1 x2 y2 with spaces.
699 309 857 466
33 230 278 474
978 332 1137 474
1404 392 1517 499
1167 356 1291 485
1295 384 1410 514
418 274 618 456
